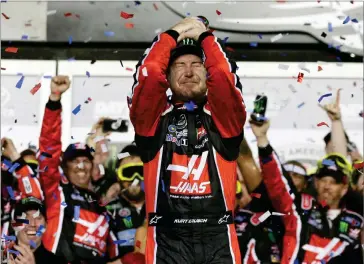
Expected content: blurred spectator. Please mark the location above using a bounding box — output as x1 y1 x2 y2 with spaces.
352 161 364 193
283 160 308 193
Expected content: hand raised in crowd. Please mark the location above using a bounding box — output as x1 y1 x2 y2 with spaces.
249 119 270 147
1 137 20 161
171 17 207 42
50 75 71 101
9 244 35 264
319 88 341 121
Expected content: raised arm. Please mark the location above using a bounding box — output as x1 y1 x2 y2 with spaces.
250 120 301 264
199 33 246 138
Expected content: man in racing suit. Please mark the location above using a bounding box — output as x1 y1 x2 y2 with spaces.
251 119 363 264
37 76 120 263
128 17 246 264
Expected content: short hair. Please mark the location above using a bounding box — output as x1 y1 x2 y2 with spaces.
20 149 36 158
323 132 349 146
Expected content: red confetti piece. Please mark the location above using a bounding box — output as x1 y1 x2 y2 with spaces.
216 10 221 15
251 193 261 199
318 66 323 72
297 72 304 83
120 11 134 19
153 3 159 10
30 83 41 95
2 13 10 19
88 97 92 102
126 67 133 71
317 122 329 127
64 13 72 17
125 23 134 29
226 47 235 52
5 47 18 53
354 162 364 170
135 240 141 249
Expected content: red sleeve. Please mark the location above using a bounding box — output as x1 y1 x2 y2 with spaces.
128 30 179 137
199 33 246 138
258 144 301 264
13 158 44 201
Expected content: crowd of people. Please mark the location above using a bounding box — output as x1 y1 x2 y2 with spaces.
1 16 363 264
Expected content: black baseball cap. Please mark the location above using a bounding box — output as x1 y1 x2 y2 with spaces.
14 197 46 219
62 143 94 164
169 38 204 68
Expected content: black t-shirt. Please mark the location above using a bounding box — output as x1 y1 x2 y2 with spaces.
34 243 67 264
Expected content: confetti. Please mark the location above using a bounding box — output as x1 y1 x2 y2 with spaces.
300 67 310 73
120 11 134 19
32 210 40 218
270 33 283 43
91 60 96 64
153 3 158 10
64 12 72 17
134 1 141 5
184 101 195 111
317 122 329 127
6 186 15 200
321 32 327 38
328 22 333 32
216 10 221 15
343 16 350 24
47 10 57 16
77 162 84 169
125 23 134 29
101 143 108 153
257 34 262 39
8 163 20 173
322 159 335 166
30 83 41 95
117 152 130 160
86 71 90 77
52 192 57 200
258 211 271 223
351 18 358 23
15 76 24 89
126 67 133 71
4 235 16 241
1 13 10 19
278 64 289 70
61 201 67 207
74 206 80 220
99 164 105 175
29 240 37 249
297 102 305 108
114 239 127 244
68 36 73 45
8 249 20 256
15 218 29 224
131 179 139 187
318 93 332 103
251 193 261 199
104 31 115 37
142 67 148 76
250 42 258 47
36 225 46 236
318 66 323 72
297 72 304 83
72 104 81 115
272 212 285 216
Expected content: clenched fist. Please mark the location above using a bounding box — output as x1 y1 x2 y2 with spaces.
50 75 71 101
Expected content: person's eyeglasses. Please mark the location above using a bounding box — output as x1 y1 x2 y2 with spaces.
117 162 144 182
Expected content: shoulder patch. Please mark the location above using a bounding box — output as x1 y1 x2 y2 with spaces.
301 193 314 210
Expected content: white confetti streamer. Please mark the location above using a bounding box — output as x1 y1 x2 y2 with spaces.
131 179 139 187
47 10 57 16
258 210 271 223
77 162 84 169
98 164 105 175
300 67 311 73
272 212 285 216
278 64 289 70
117 152 130 160
101 143 108 153
32 210 40 218
270 33 283 43
142 67 148 77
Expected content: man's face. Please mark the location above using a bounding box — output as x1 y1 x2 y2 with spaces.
66 156 92 188
288 172 306 193
168 54 207 102
119 156 144 202
315 176 348 208
17 210 46 247
354 174 364 192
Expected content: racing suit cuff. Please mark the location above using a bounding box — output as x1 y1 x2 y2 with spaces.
197 31 214 46
258 144 273 158
164 30 179 44
46 99 62 110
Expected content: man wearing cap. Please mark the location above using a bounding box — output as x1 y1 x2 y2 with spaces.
37 76 121 263
129 16 245 263
250 118 363 264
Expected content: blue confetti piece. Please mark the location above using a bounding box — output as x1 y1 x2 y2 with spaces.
134 1 141 5
68 36 73 44
72 104 81 115
141 181 145 192
104 31 115 37
328 22 333 32
250 42 258 47
186 12 190 16
336 56 342 62
114 239 128 244
16 218 29 224
8 249 19 256
74 205 80 220
161 180 165 192
2 158 12 170
61 201 67 207
15 75 25 89
184 101 195 111
43 75 52 79
68 57 76 61
6 186 15 200
29 240 37 248
21 35 28 40
343 16 350 24
320 260 326 264
322 159 335 166
258 34 262 39
86 71 90 77
4 235 16 241
351 18 358 23
297 102 305 108
328 43 333 49
223 37 229 44
318 93 332 103
52 192 57 200
8 163 20 173
36 225 46 236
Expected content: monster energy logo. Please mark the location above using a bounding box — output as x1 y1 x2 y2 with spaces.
123 216 133 228
339 221 348 233
254 97 265 113
183 38 194 45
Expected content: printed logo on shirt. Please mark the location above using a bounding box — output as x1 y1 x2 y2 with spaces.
348 228 360 239
122 216 133 229
22 177 33 194
168 151 211 196
176 114 187 130
165 134 188 146
118 208 131 218
116 229 136 246
343 216 362 227
339 221 349 233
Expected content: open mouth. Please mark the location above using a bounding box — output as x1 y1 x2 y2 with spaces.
26 230 37 238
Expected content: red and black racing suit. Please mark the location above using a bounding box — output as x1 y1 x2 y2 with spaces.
38 99 119 264
128 30 246 264
258 144 363 264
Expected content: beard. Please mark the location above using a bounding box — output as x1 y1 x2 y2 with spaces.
124 189 145 203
